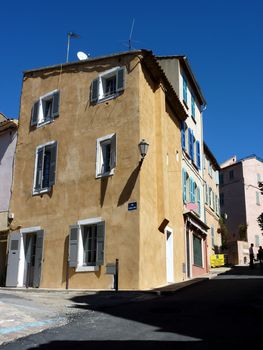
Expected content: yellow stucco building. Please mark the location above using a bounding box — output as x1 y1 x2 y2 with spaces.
6 50 189 290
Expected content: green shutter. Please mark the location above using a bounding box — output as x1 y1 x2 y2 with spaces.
31 100 39 126
69 225 79 267
96 222 105 266
52 91 60 118
116 67 125 92
91 78 99 103
193 235 202 267
48 142 57 187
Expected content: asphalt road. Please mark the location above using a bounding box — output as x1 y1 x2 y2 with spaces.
1 265 263 350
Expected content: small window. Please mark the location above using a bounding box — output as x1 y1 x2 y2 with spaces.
33 141 57 194
220 192 224 206
256 191 260 205
31 90 60 127
96 134 116 178
211 226 215 247
255 235 260 247
229 170 234 180
69 218 105 270
91 67 125 103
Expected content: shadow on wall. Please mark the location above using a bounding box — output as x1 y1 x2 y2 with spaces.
117 164 141 207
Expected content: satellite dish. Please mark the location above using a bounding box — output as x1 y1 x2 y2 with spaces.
77 51 89 60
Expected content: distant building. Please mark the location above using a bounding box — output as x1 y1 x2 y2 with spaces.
220 155 263 265
203 143 221 263
0 113 18 285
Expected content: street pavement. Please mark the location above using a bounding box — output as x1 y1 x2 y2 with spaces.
0 264 263 349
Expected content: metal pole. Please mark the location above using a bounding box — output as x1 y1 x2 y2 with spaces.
115 258 119 292
66 33 71 63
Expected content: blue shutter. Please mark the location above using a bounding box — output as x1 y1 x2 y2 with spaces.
190 177 193 202
182 169 187 203
196 141 200 169
197 186 201 215
190 130 194 161
188 128 192 157
181 121 185 151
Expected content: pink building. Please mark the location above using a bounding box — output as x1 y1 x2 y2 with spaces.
220 155 263 265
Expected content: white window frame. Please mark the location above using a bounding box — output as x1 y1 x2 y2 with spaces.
96 67 124 103
75 217 105 272
33 89 59 127
96 133 116 178
32 140 57 195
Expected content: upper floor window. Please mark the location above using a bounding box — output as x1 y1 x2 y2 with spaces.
91 67 125 104
33 141 57 194
229 170 234 180
31 90 60 127
183 76 188 105
96 133 116 178
219 173 224 185
256 191 260 205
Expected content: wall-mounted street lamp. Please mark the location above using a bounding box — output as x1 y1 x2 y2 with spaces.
138 139 149 160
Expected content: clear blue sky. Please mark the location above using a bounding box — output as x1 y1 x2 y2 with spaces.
2 0 263 164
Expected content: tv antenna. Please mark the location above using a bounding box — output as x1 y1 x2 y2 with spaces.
128 19 135 51
66 32 80 63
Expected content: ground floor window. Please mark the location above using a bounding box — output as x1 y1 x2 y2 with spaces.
69 218 105 271
193 235 202 267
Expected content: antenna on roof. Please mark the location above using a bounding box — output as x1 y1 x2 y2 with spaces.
66 32 80 63
128 19 135 51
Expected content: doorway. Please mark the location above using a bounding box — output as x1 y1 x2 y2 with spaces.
166 228 174 283
24 233 37 287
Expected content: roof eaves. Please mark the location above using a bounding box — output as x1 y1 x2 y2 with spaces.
157 55 206 107
23 50 147 75
203 142 220 170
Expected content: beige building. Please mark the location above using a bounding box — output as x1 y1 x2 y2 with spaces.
220 155 263 265
203 143 221 264
6 50 189 290
0 113 18 286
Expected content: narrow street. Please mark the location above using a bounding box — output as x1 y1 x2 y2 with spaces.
1 265 263 349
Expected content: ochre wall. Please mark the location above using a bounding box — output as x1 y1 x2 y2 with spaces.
10 55 142 289
138 65 185 289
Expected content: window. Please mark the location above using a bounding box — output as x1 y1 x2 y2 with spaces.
255 235 260 247
220 192 224 206
91 67 125 103
183 76 188 104
229 170 234 180
96 133 116 178
191 94 195 119
256 191 260 205
211 225 215 247
69 218 105 271
219 173 224 185
31 90 60 127
33 141 57 194
193 235 202 267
